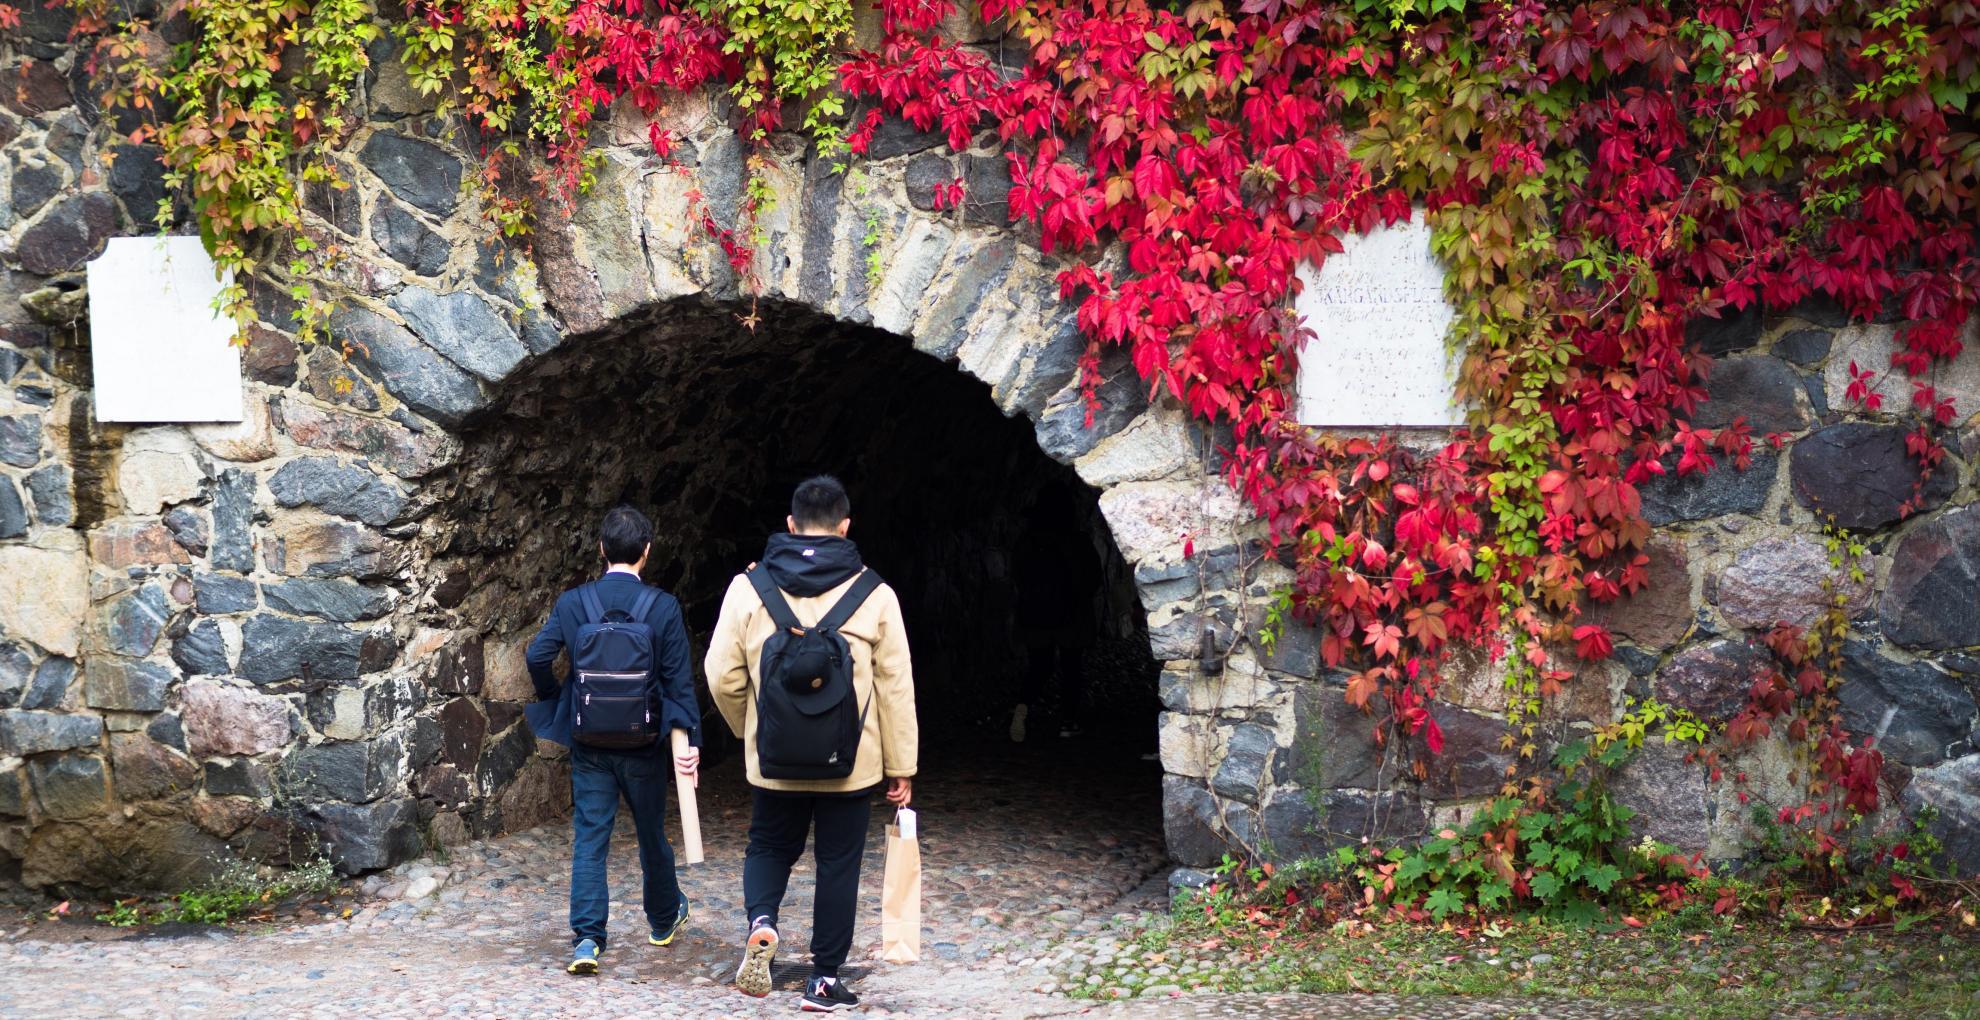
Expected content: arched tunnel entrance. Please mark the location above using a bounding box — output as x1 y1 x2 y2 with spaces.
424 296 1164 867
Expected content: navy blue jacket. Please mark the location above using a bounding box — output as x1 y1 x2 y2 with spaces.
522 572 700 750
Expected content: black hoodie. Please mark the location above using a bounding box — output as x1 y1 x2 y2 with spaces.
760 533 865 596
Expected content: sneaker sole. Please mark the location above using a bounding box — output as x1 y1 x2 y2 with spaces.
799 997 857 1013
566 958 599 976
734 928 777 997
649 903 691 947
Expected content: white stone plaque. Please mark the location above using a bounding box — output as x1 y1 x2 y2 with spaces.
87 235 243 423
1293 213 1465 428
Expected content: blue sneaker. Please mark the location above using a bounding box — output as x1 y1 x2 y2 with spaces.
567 937 601 975
649 900 691 946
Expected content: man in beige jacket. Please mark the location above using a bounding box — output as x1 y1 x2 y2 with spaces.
706 475 916 1012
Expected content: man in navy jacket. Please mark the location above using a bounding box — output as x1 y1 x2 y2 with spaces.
525 505 700 975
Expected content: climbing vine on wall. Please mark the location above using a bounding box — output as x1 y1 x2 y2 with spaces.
19 0 1980 831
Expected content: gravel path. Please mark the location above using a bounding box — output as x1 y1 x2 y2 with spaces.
0 744 1705 1019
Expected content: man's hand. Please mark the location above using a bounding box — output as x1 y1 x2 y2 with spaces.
674 742 700 788
885 776 912 807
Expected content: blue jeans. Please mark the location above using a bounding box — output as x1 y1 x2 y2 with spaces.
569 744 681 948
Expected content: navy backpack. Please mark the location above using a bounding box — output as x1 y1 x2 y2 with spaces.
570 584 662 750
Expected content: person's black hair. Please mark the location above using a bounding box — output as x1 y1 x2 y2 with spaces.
599 504 653 564
791 475 851 530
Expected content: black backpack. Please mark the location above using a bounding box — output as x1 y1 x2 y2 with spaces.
570 584 662 750
747 566 883 780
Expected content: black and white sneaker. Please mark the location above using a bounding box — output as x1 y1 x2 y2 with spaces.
800 975 861 1012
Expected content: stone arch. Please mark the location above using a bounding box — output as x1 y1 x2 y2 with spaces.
253 99 1250 865
0 71 1275 891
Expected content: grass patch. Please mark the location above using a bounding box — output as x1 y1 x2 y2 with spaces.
95 855 341 928
1092 904 1980 1019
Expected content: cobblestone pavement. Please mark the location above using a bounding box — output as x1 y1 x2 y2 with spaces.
0 742 1706 1019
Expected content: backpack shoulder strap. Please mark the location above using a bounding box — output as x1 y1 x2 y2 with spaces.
818 569 884 633
745 566 805 632
628 586 661 626
577 584 607 626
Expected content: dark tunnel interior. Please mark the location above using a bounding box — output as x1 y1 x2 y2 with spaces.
431 297 1163 775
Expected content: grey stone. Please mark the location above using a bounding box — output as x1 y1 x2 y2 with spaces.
1584 534 1693 649
28 754 110 820
1611 739 1709 854
1162 774 1226 867
171 619 231 676
1881 509 1980 650
519 310 561 356
0 475 24 538
370 202 450 276
104 584 171 658
1901 754 1980 878
1284 682 1385 789
0 347 21 381
387 287 528 382
110 731 199 800
161 506 210 557
437 697 486 771
304 796 421 874
1210 723 1272 804
1685 302 1763 356
1260 620 1324 679
0 760 23 816
269 456 408 526
961 154 1010 227
867 114 945 160
22 656 74 710
237 615 368 683
11 161 62 218
475 723 533 794
916 238 1014 361
1837 641 1976 767
430 634 484 695
0 413 41 467
83 658 175 712
1693 356 1809 434
203 758 274 799
1422 702 1517 799
334 305 488 426
0 709 102 755
194 573 259 614
903 152 954 212
16 192 117 276
303 344 383 412
1772 328 1831 366
1790 423 1956 530
1717 534 1870 630
698 132 745 229
109 144 171 226
1639 449 1778 525
1303 790 1426 852
262 578 392 622
1035 345 1146 461
1653 638 1767 721
797 151 844 308
44 113 86 173
0 641 28 708
210 469 255 573
146 711 186 752
359 133 462 217
24 463 70 526
280 736 401 803
303 175 362 237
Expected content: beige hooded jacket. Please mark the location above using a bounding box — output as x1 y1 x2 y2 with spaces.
704 569 919 794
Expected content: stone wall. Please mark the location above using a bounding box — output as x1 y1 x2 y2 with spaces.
1 15 1977 893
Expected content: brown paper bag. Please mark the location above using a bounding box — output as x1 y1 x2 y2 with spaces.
880 808 921 964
